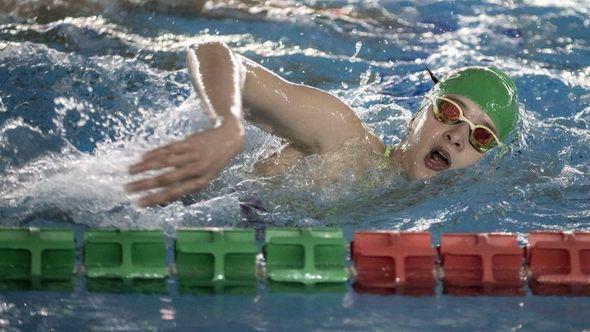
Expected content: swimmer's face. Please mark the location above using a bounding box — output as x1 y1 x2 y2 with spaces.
401 94 498 180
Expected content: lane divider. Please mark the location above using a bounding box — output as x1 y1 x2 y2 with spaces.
176 228 257 293
0 227 588 295
85 229 168 280
0 228 75 289
527 232 590 295
84 230 168 292
265 228 347 287
438 233 524 295
351 232 437 295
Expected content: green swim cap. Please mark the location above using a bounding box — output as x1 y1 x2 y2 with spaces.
431 66 519 142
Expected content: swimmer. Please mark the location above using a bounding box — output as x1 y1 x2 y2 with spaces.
125 41 518 207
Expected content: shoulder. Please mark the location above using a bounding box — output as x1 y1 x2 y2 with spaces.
325 127 385 157
252 143 309 177
318 130 387 173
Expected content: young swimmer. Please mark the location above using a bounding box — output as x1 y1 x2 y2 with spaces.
125 41 518 207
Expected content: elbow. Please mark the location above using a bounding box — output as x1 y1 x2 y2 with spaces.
188 41 231 57
186 41 237 71
187 41 246 90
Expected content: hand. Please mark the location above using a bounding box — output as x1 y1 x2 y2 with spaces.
125 120 245 207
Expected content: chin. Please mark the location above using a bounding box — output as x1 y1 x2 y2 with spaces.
406 166 437 181
414 172 437 180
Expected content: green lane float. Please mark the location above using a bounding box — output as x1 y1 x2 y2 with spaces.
175 228 257 294
264 228 348 287
0 228 74 290
84 229 168 292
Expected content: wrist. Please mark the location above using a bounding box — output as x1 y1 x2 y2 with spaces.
218 116 246 151
219 115 244 134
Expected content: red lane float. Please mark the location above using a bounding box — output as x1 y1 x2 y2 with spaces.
351 232 436 294
438 233 524 295
527 232 590 295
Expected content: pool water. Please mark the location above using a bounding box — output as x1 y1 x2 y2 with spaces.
1 0 590 330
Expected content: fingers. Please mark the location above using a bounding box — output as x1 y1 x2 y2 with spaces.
137 177 209 207
128 152 199 175
126 130 229 207
128 139 196 175
126 161 207 192
141 141 191 162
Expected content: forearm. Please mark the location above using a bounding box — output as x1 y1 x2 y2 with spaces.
187 41 245 135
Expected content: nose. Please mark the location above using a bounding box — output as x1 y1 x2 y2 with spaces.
444 122 469 150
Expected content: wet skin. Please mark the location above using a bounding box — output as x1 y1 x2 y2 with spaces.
391 93 499 180
124 41 500 207
127 95 497 206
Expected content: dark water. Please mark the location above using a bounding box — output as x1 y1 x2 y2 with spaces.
1 0 589 331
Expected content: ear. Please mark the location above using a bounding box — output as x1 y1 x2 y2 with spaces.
406 112 420 133
407 115 416 133
407 106 427 133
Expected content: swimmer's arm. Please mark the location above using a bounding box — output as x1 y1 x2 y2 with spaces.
126 41 246 207
238 54 376 154
125 40 381 207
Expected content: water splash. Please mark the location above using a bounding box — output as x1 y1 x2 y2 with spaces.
0 0 588 236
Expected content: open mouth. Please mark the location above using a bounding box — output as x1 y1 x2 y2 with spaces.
423 146 451 172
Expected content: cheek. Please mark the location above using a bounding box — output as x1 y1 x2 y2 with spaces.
410 111 441 144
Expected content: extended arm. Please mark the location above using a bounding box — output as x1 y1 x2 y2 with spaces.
126 41 378 207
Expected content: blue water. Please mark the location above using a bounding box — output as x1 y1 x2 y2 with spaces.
1 0 590 330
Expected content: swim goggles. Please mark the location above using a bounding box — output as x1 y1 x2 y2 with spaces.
422 95 504 153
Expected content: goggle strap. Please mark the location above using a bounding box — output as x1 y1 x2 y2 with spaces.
424 65 440 84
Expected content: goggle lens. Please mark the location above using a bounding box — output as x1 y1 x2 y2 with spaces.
438 100 461 123
471 127 495 151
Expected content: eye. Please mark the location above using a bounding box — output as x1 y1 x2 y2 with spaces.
473 127 493 146
439 101 460 120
